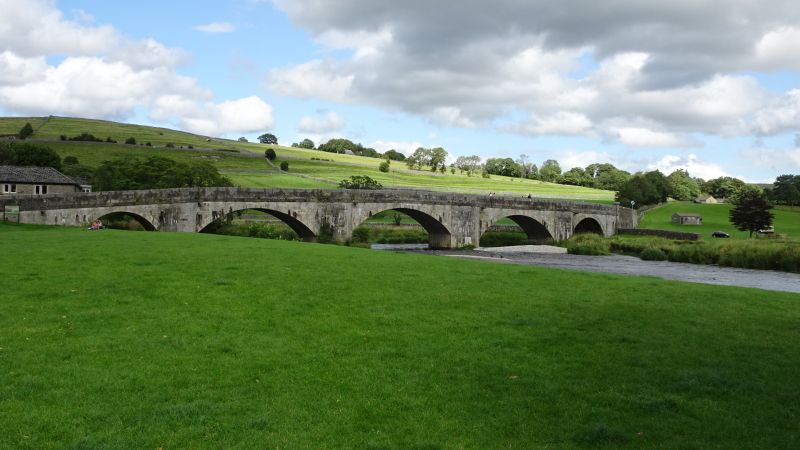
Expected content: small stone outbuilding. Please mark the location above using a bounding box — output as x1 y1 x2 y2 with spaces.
0 165 90 195
672 213 702 225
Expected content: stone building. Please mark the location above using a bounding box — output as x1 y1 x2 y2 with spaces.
693 194 717 204
671 213 702 225
0 166 90 195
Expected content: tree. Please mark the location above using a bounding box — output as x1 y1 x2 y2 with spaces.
264 148 276 161
338 175 383 190
0 142 62 169
484 158 521 177
615 174 661 207
667 169 700 201
770 174 800 206
703 176 745 200
454 155 482 175
729 187 774 237
643 170 670 203
18 123 34 140
298 138 315 149
405 147 431 170
318 138 358 154
279 161 289 171
378 160 390 173
429 147 448 172
561 167 591 186
92 156 232 191
125 137 137 145
384 149 406 161
258 133 278 145
237 137 248 142
586 163 630 191
539 160 562 183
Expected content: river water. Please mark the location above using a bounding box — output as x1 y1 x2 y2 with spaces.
372 244 800 294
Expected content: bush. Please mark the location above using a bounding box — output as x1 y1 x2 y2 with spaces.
280 161 289 171
562 234 611 255
640 247 668 261
265 148 276 161
165 143 175 148
18 123 34 139
379 160 390 173
339 175 382 190
125 137 137 145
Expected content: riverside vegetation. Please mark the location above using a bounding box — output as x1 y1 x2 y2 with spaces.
2 223 800 448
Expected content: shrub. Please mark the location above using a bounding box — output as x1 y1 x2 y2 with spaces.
339 175 383 190
165 143 175 148
105 137 117 143
125 137 137 145
280 161 289 171
562 234 611 255
379 160 390 173
352 227 371 243
265 148 276 161
18 123 34 139
640 247 668 261
145 142 152 147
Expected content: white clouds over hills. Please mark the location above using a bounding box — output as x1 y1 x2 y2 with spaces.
0 0 271 136
268 0 800 148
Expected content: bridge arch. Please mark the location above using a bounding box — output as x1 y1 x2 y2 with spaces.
483 215 554 244
198 207 316 241
94 211 156 231
353 207 452 249
574 216 604 235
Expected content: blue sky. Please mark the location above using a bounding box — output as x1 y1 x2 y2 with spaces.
1 0 799 182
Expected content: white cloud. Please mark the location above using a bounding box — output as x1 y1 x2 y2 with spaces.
152 96 273 136
512 112 593 136
751 89 800 136
647 154 728 180
740 147 800 172
267 60 354 103
193 22 237 34
755 27 800 71
559 151 619 171
369 140 425 156
611 127 694 148
298 112 345 134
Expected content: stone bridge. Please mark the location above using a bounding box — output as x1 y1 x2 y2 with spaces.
0 187 637 248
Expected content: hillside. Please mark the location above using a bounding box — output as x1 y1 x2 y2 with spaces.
0 116 614 201
640 202 800 240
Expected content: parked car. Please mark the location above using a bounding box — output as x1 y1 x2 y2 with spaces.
711 231 730 238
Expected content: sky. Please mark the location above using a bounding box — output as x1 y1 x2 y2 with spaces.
1 0 799 182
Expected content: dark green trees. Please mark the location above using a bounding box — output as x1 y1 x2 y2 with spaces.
730 188 774 237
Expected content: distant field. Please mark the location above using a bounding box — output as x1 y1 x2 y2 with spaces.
640 202 800 240
2 223 799 448
0 116 615 201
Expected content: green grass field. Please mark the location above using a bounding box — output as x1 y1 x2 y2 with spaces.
640 202 800 240
0 116 615 200
1 223 799 448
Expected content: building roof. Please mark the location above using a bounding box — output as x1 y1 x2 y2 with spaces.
673 213 702 218
695 194 715 200
0 165 81 185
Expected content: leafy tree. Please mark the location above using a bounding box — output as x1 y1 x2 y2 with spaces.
429 147 448 172
258 133 278 145
280 161 289 171
354 144 381 158
703 176 745 200
298 138 315 149
0 142 62 169
237 137 248 142
264 148 276 161
527 163 539 180
125 137 137 145
729 187 774 237
18 123 34 139
384 149 406 161
643 170 670 203
405 147 431 170
379 160 390 173
484 158 521 177
666 169 700 201
585 163 630 191
92 156 232 191
318 138 358 154
454 155 482 175
339 175 383 190
770 174 800 206
539 159 562 183
615 174 661 207
561 167 592 186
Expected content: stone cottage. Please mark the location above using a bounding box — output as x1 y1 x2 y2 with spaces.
671 213 702 225
0 166 91 195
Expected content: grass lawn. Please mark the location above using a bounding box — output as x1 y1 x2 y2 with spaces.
1 224 799 448
640 202 800 241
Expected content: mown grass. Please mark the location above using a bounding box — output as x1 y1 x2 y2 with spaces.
1 224 799 448
0 116 614 200
640 202 800 241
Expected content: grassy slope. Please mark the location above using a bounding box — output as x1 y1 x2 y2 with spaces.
0 116 614 200
641 202 800 240
1 224 799 448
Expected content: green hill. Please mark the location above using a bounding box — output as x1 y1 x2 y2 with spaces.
640 202 800 240
0 116 614 201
